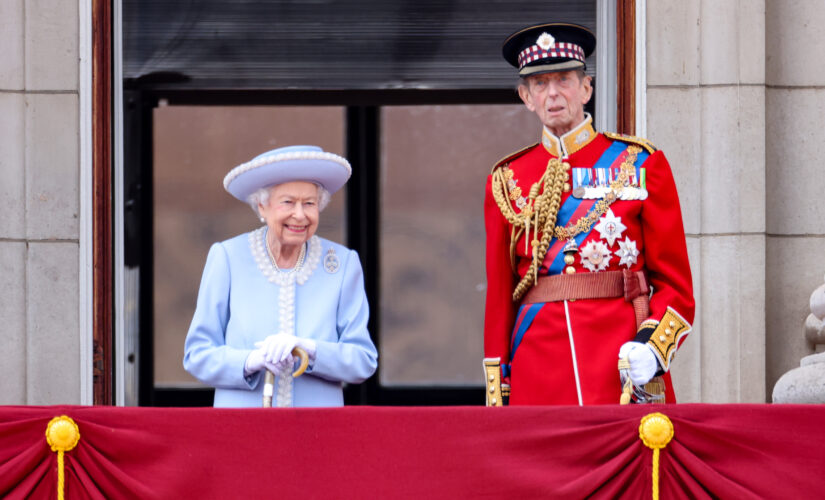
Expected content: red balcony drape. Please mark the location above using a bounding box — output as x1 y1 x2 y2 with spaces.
1 404 823 499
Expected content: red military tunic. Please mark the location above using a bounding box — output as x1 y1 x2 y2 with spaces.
483 116 695 405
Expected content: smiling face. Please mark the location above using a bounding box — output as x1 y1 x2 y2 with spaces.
258 181 320 253
518 70 593 137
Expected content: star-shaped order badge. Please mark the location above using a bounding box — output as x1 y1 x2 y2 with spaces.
616 236 640 267
579 240 612 272
594 208 626 246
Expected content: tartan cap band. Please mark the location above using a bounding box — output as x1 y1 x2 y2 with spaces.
517 42 586 69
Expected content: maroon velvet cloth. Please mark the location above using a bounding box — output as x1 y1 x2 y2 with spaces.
1 404 823 499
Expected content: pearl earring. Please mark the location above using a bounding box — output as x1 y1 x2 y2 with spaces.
259 217 265 223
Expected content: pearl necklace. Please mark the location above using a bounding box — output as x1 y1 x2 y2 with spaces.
249 227 321 407
266 236 306 276
250 227 320 287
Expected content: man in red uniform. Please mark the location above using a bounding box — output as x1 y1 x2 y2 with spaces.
483 23 694 406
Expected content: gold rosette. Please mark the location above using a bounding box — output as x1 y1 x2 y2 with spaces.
639 412 673 500
639 412 673 449
46 415 80 500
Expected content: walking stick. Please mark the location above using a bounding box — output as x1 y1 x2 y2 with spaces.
262 346 309 408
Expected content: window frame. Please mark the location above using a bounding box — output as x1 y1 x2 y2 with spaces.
97 2 639 405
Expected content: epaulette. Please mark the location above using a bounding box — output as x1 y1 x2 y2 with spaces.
490 143 539 174
604 131 657 154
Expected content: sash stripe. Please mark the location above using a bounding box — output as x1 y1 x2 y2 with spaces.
594 141 628 169
509 302 545 364
544 200 596 275
510 305 531 351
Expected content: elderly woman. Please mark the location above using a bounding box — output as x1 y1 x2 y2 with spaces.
183 145 378 407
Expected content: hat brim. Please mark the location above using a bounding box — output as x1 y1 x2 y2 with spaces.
224 151 351 202
518 59 586 77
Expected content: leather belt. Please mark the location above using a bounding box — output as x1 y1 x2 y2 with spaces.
522 269 650 327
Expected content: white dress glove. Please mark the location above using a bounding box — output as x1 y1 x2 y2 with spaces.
618 341 659 385
255 334 317 366
244 343 306 377
244 347 267 377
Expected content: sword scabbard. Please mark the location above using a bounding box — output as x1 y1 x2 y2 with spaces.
483 358 507 407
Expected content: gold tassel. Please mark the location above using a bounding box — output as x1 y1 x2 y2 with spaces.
618 357 632 404
524 209 531 254
533 201 540 282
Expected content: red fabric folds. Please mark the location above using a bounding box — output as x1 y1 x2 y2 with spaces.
1 404 823 499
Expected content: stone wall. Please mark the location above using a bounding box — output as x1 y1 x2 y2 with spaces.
647 0 825 402
765 0 825 397
646 0 767 402
0 0 82 404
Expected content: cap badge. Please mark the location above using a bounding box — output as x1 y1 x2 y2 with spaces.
536 32 555 51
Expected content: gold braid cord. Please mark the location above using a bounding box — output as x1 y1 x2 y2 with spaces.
492 158 566 301
492 146 641 302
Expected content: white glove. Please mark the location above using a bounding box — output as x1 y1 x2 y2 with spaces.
244 344 300 377
256 334 317 366
618 341 659 385
244 347 267 376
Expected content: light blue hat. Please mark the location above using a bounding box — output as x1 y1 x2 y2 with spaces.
223 145 352 202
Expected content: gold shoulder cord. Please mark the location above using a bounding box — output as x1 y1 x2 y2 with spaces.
492 158 566 301
492 146 641 302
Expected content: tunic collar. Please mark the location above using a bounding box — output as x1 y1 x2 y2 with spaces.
541 113 597 158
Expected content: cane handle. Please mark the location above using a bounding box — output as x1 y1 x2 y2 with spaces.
291 346 309 378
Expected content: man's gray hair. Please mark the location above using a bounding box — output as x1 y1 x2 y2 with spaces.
246 183 332 217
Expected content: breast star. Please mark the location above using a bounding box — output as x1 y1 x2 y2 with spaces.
594 209 626 247
616 236 640 267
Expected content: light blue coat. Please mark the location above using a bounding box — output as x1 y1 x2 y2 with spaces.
183 231 378 407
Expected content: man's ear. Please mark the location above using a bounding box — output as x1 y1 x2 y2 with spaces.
518 84 535 112
581 75 594 104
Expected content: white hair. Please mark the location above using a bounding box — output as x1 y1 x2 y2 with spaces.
246 183 332 217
